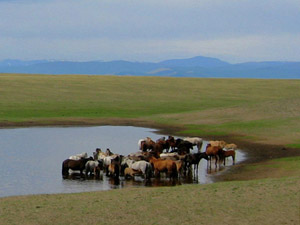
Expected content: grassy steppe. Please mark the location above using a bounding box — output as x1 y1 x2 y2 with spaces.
0 175 299 225
1 73 300 146
0 73 300 224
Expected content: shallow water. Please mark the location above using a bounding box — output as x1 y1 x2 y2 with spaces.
0 126 245 197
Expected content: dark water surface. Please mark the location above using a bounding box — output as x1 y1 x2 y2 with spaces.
0 126 245 197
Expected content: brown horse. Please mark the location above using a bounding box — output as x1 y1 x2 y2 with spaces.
140 138 156 152
205 144 223 170
220 150 236 165
149 156 177 178
154 139 170 155
62 157 93 177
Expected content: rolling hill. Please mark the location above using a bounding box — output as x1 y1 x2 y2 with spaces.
0 56 299 79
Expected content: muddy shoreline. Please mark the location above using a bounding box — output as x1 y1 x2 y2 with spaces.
1 119 300 182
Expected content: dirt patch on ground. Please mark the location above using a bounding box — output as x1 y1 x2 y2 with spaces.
1 118 300 182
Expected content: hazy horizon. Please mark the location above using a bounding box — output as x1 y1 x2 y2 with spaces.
0 0 299 63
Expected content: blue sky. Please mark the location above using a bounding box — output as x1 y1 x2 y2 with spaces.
0 0 299 62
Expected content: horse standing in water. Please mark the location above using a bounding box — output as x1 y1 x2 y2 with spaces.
62 157 93 178
149 156 177 179
183 137 203 151
139 137 156 152
130 160 153 179
186 152 209 176
205 144 223 170
85 159 104 178
166 136 176 152
220 150 236 165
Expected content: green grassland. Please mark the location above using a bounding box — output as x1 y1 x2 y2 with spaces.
1 73 300 224
1 73 300 146
0 175 299 225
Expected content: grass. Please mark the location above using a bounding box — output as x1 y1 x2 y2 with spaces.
1 73 300 224
228 156 300 181
1 73 300 146
0 176 299 225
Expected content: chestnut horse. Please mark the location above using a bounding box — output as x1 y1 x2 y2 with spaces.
221 150 236 165
205 144 223 170
149 156 177 179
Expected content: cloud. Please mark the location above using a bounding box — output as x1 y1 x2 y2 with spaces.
0 0 299 62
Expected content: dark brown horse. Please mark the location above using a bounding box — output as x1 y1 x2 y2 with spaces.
166 136 176 152
153 139 170 155
107 155 121 178
62 157 93 178
186 152 209 175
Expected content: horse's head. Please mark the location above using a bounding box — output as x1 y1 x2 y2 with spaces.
106 148 113 156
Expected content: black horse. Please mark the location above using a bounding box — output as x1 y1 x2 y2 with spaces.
174 139 194 155
186 152 209 176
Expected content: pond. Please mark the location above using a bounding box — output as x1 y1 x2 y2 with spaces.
0 126 246 197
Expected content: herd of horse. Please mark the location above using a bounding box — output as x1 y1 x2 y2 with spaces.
61 136 237 181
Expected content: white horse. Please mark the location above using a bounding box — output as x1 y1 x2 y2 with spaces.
69 152 88 160
94 151 107 160
121 157 135 168
130 160 152 179
160 152 179 158
85 160 103 177
183 137 203 151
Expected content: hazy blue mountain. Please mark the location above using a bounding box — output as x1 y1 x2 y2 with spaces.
0 56 299 79
159 56 230 68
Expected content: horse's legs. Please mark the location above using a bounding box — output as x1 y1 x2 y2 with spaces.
215 156 218 170
232 156 235 165
207 156 211 171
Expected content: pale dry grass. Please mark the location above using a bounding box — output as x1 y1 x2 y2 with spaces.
0 177 299 225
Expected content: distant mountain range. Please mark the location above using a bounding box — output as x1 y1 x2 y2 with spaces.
0 56 299 79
